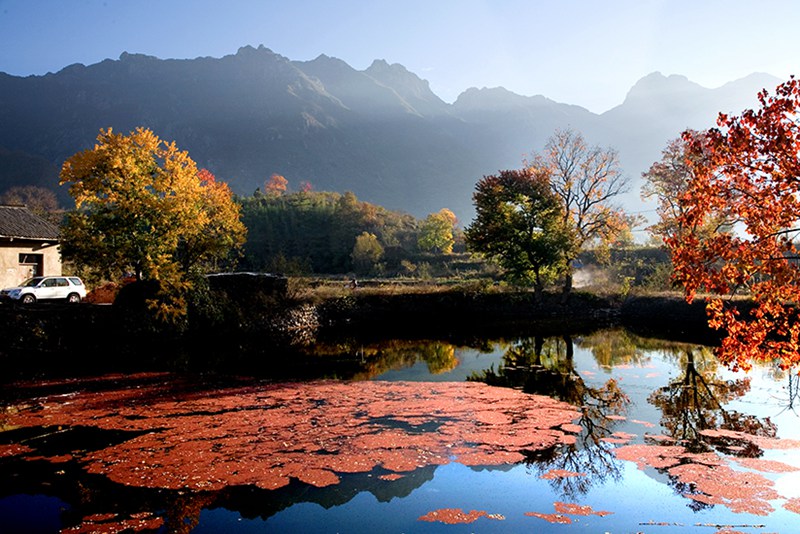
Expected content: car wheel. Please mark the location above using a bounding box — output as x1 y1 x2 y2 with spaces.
67 293 81 304
21 294 36 304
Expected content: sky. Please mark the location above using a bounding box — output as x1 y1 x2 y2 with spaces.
0 0 799 114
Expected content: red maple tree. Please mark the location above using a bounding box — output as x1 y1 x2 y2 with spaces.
669 77 800 371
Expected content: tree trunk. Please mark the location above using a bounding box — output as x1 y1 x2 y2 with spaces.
561 268 573 303
533 270 543 303
564 335 574 363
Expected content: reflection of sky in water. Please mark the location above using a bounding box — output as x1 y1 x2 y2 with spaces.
0 495 64 533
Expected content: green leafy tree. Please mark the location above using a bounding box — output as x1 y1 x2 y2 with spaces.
59 127 246 319
418 208 457 254
351 231 384 275
465 168 568 300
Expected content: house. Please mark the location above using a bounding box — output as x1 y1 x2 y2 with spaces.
0 205 61 288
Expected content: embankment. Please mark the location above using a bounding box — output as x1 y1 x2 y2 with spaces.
0 288 718 377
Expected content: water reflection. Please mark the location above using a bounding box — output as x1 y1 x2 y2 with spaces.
2 328 799 532
650 347 777 456
466 334 631 498
769 366 800 416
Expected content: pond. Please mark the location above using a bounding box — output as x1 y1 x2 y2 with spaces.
1 328 800 533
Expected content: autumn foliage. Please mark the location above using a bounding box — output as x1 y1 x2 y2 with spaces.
668 77 800 370
59 128 246 319
264 173 288 196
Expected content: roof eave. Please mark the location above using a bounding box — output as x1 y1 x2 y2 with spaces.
0 235 60 241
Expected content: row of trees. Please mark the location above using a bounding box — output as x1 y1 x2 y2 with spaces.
462 76 800 371
48 127 464 319
238 186 460 275
464 75 800 372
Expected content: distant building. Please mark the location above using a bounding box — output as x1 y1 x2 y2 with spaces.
0 205 61 288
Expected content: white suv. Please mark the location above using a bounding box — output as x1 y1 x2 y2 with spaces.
0 276 87 304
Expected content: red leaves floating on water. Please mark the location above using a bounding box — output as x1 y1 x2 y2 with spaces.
525 511 572 524
377 473 404 481
614 441 800 516
784 497 800 514
670 463 778 515
732 457 800 473
424 502 612 525
2 378 581 492
601 431 637 444
700 428 800 450
560 423 582 434
614 444 685 471
554 501 613 517
60 511 163 533
418 508 505 524
631 419 656 428
525 501 612 524
0 443 32 458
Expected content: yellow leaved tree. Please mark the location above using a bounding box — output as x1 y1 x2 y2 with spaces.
59 127 246 319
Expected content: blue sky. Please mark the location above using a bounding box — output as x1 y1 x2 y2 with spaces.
1 0 798 113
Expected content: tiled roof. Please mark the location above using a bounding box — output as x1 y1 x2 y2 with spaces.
0 205 60 240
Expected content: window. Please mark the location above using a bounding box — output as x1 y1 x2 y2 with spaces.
18 253 44 277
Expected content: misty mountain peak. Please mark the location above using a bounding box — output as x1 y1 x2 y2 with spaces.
306 54 354 72
364 59 422 86
367 59 391 70
365 59 412 77
118 51 159 62
364 59 448 115
719 72 783 96
0 45 783 225
453 86 552 111
623 72 703 103
235 44 275 56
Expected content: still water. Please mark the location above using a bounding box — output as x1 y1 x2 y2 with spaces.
1 328 799 533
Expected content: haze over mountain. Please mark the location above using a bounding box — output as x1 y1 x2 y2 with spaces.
0 45 782 231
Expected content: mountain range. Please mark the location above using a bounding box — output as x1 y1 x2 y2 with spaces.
0 44 782 229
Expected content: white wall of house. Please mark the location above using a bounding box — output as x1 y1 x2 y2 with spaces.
0 241 61 288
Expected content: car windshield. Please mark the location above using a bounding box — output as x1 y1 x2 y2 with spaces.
21 277 44 287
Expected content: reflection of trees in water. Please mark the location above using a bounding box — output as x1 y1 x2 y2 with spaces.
164 492 215 534
575 328 651 370
637 347 783 513
211 466 438 523
534 442 622 500
764 365 800 416
468 334 630 498
649 348 776 456
312 339 460 379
